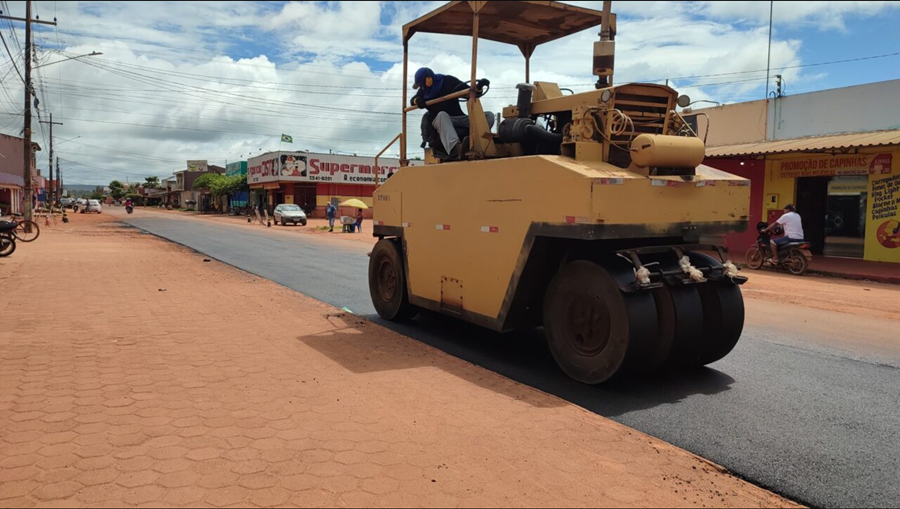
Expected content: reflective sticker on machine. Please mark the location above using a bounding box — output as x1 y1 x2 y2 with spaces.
564 216 589 224
728 180 750 186
374 220 384 226
435 224 451 230
651 179 680 187
696 180 718 187
402 222 412 228
595 178 624 185
480 226 499 233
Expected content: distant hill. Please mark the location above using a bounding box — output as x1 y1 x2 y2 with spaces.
62 184 101 197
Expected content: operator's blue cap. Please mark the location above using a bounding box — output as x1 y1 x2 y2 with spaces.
413 67 433 89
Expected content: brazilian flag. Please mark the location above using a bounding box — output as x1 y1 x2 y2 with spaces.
281 134 293 143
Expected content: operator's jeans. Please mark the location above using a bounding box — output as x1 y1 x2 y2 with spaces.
421 111 495 154
328 217 335 228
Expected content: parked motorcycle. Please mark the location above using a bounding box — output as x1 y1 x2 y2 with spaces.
745 221 812 275
0 220 17 257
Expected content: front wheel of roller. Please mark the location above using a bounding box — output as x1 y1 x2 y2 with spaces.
544 260 655 385
651 284 705 370
695 283 744 366
686 252 746 366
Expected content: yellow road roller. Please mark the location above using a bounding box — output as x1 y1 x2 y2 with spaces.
369 1 749 384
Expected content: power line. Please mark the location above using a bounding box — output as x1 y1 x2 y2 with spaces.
75 57 405 117
0 26 23 83
644 50 900 84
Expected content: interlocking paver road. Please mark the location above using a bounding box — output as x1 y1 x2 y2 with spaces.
0 214 797 508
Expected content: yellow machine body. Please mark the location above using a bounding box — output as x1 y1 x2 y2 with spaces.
374 154 749 331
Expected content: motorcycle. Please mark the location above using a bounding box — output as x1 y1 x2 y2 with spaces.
745 221 812 276
0 220 17 257
126 204 134 214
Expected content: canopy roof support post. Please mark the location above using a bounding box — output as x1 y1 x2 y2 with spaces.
401 40 409 166
468 8 480 157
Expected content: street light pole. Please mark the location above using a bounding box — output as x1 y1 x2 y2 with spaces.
34 51 102 70
0 1 57 221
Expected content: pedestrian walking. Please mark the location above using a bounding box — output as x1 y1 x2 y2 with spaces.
326 201 337 232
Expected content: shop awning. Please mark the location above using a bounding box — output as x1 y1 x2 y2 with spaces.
706 129 900 158
249 182 281 190
0 171 24 188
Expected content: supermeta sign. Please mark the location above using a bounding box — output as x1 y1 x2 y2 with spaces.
248 151 406 185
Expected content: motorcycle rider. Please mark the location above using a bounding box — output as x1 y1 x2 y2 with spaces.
765 204 804 259
125 198 134 213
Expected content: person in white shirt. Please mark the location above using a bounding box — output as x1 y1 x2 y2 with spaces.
766 204 805 258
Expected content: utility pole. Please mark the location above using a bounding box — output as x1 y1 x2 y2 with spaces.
0 1 57 221
765 0 774 99
39 113 63 206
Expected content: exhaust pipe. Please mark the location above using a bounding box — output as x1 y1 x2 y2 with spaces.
594 1 615 88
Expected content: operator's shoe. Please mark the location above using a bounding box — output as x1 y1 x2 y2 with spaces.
450 137 469 160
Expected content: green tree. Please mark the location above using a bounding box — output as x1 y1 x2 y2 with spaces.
192 173 222 192
109 180 125 200
144 176 160 189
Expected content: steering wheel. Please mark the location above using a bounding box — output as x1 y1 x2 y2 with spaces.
458 80 490 101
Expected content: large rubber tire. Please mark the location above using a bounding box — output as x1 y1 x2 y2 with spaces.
0 234 15 257
745 247 764 269
686 252 745 366
651 285 705 370
368 239 417 321
787 252 808 276
543 260 656 384
694 283 745 366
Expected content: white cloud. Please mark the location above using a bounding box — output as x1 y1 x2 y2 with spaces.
0 1 896 184
692 1 900 30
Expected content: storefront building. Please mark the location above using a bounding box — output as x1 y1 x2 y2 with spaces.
693 78 900 265
225 161 249 208
0 133 39 215
247 151 415 218
0 172 23 215
706 132 900 263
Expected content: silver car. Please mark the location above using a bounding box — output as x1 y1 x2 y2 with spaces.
273 204 307 226
81 199 102 214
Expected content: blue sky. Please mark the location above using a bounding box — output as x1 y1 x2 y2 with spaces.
1 1 899 184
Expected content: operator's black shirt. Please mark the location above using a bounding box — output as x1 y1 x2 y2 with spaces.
414 74 466 117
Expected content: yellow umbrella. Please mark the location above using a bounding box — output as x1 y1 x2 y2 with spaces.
340 198 368 209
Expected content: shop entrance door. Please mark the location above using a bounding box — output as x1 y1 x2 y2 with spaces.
824 176 867 258
293 184 317 216
796 177 828 255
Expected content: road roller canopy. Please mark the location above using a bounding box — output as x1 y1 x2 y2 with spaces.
403 1 614 55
